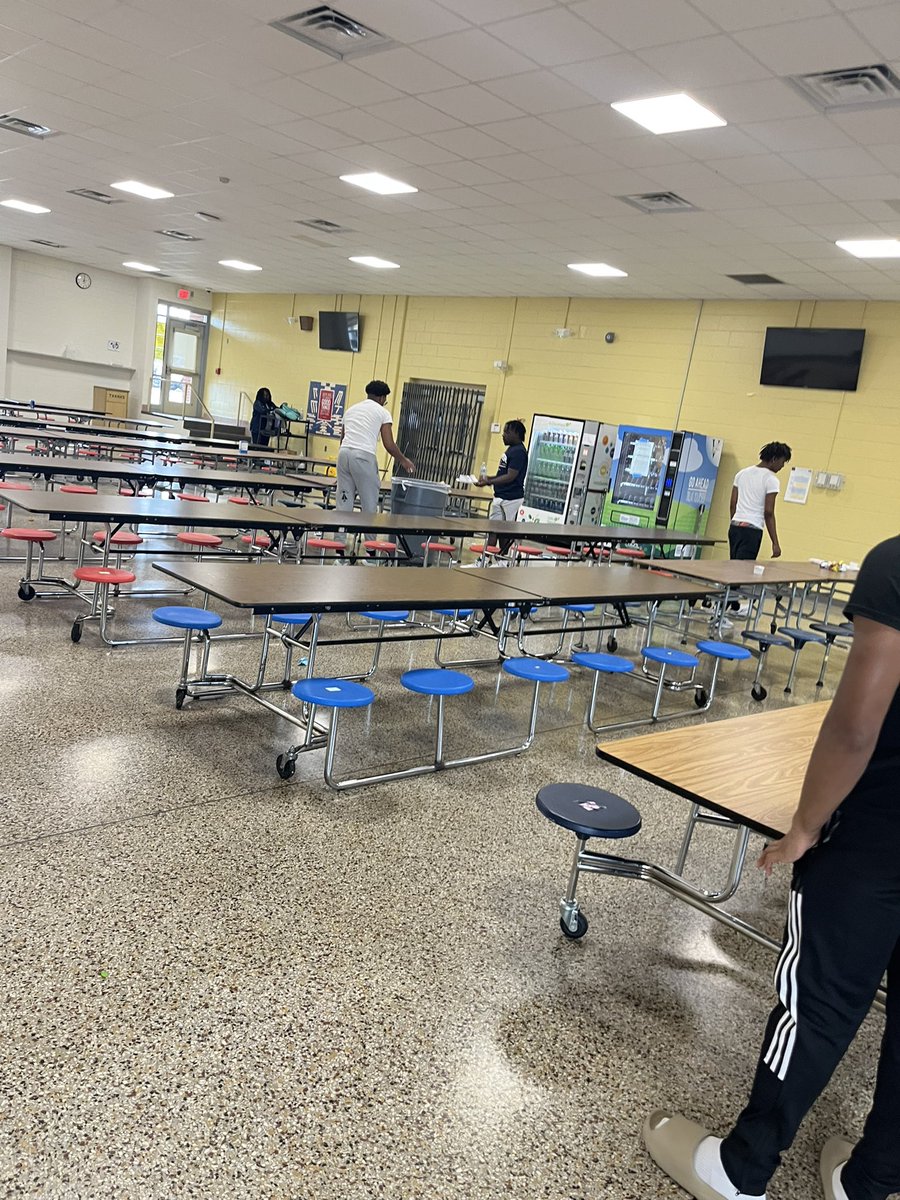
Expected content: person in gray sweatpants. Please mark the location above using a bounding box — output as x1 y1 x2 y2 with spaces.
336 380 414 514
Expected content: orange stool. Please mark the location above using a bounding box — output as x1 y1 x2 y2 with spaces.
240 533 272 554
60 484 98 495
229 496 251 505
179 493 210 503
306 536 345 561
515 544 543 563
470 542 502 564
363 539 397 563
2 527 57 600
176 531 223 560
614 546 647 562
71 565 137 643
423 540 456 566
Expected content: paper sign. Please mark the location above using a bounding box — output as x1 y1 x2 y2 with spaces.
783 466 813 504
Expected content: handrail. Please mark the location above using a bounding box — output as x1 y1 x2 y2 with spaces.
238 390 252 426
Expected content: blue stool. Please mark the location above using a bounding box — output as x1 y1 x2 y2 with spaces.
779 625 828 693
347 608 411 678
641 645 700 721
536 783 642 938
559 602 595 652
277 677 375 785
809 620 853 688
571 650 635 731
401 667 475 767
741 629 792 701
502 657 570 751
152 606 223 709
431 608 476 666
695 639 752 709
262 611 315 687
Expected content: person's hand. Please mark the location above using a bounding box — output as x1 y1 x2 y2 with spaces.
402 457 415 475
757 824 819 876
771 542 782 558
476 475 489 487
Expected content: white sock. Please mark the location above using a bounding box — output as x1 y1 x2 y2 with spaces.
694 1136 767 1200
832 1165 850 1200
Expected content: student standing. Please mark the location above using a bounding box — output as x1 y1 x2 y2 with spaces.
476 419 528 553
250 386 277 446
643 533 900 1200
729 441 792 559
336 380 414 514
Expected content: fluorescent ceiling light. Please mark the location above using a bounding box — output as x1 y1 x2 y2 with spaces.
836 238 900 258
568 262 628 278
349 255 400 269
611 93 726 135
111 180 174 200
218 259 262 271
122 260 160 272
339 172 417 196
1 199 51 214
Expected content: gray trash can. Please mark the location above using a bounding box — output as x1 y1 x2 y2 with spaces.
390 478 450 564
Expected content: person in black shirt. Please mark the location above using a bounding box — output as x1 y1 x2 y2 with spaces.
476 419 528 554
250 386 277 446
643 534 900 1200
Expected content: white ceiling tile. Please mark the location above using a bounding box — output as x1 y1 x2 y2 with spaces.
352 47 469 93
301 64 405 106
481 70 592 114
552 55 677 106
820 175 900 202
674 127 767 159
484 10 619 67
427 160 507 184
697 79 815 124
743 117 855 153
544 104 636 143
270 118 359 151
416 29 535 80
488 153 561 180
318 109 409 143
369 136 464 165
783 146 884 178
843 2 900 54
249 76 349 118
638 35 772 87
831 107 900 145
428 126 513 157
363 97 462 134
351 0 470 41
477 116 577 152
569 0 716 50
531 144 620 174
707 155 804 185
689 0 834 33
748 180 841 205
606 137 692 168
426 85 524 123
733 16 880 75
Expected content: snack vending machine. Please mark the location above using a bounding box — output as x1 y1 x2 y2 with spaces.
520 413 617 524
600 425 721 545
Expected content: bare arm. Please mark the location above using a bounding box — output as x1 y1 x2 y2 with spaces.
759 615 900 872
380 423 414 473
480 466 519 488
730 485 738 520
763 492 781 557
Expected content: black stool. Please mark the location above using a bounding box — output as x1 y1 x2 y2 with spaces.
536 783 642 939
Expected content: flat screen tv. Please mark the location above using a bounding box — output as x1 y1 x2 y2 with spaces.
760 327 865 392
318 311 360 352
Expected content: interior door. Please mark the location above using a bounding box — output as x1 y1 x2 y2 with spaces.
160 318 206 417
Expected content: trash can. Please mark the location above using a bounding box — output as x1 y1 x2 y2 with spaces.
390 478 450 564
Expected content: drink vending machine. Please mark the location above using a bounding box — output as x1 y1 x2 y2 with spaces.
600 425 722 548
519 412 617 524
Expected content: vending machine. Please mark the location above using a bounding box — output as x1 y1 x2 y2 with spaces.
600 425 721 543
520 413 617 525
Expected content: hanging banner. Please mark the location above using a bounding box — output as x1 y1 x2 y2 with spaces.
307 381 346 436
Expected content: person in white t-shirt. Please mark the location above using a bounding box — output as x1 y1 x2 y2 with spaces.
335 380 415 514
729 441 792 560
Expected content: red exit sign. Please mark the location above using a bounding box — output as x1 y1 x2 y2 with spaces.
176 287 193 301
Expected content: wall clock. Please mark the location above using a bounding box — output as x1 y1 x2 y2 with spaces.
75 272 92 289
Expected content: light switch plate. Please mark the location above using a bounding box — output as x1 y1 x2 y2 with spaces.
490 422 500 433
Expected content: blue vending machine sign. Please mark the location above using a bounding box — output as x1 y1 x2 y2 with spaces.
307 381 347 436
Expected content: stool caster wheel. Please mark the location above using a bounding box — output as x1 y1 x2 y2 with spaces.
281 680 292 690
694 687 708 707
751 684 767 702
71 620 83 643
770 621 778 634
17 583 35 602
560 912 588 940
276 753 295 780
606 636 618 653
728 599 740 612
175 687 187 710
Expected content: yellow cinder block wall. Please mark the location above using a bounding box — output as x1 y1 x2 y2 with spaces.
208 292 900 565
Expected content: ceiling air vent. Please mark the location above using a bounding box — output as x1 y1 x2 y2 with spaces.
157 229 202 241
727 273 786 285
789 64 900 112
0 114 55 139
618 191 699 214
296 217 352 233
68 187 121 204
30 239 66 248
270 7 395 61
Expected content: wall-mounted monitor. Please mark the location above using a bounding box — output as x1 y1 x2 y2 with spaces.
760 327 865 392
318 311 360 352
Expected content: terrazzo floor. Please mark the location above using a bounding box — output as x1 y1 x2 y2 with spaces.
0 502 878 1200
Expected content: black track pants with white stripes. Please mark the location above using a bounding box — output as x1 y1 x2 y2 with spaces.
720 811 900 1200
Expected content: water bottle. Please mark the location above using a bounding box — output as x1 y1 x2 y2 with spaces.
238 440 249 456
480 460 487 480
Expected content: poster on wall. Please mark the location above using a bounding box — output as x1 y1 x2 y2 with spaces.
307 381 346 436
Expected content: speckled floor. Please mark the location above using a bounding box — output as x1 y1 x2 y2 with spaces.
0 493 878 1199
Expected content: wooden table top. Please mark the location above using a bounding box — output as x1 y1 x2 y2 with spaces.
151 561 534 613
468 517 718 546
651 559 859 587
597 702 829 837
0 450 308 493
271 505 488 537
459 563 717 604
4 490 301 529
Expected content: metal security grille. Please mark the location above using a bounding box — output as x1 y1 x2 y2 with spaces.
395 380 484 482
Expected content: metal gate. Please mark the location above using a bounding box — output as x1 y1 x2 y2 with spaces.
395 379 484 482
